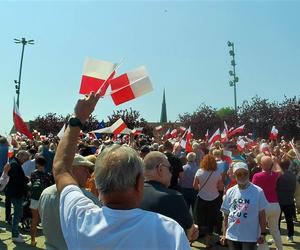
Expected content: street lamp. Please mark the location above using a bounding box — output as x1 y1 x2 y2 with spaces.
227 41 239 112
14 37 34 108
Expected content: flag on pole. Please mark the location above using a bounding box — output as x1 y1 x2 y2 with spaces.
237 139 246 151
163 128 171 140
79 58 117 96
13 101 33 140
170 129 177 138
111 118 127 135
204 129 209 142
110 66 153 105
228 125 245 138
208 128 220 145
185 126 192 153
155 125 163 132
221 128 228 143
269 126 278 140
132 127 143 135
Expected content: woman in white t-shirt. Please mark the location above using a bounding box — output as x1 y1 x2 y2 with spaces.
193 154 223 248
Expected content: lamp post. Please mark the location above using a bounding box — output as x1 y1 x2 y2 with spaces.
227 41 239 112
14 37 34 108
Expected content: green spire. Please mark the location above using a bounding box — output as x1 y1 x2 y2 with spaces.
160 89 167 123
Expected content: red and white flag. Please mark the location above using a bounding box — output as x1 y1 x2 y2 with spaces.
79 58 117 96
155 125 163 131
170 129 178 138
163 128 171 140
132 127 143 135
204 129 209 142
110 66 153 105
237 139 246 151
269 126 278 140
179 126 186 133
111 118 127 135
13 101 33 140
228 125 245 138
208 128 220 145
223 149 232 165
221 128 228 143
260 142 271 156
224 121 229 133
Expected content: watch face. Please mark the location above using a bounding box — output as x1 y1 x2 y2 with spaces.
69 117 82 128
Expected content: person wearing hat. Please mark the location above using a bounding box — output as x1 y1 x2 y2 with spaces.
220 162 268 250
38 154 101 250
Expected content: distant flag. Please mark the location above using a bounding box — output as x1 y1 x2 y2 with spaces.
221 128 228 143
237 139 246 152
132 127 143 135
163 128 171 140
224 121 229 133
13 100 33 140
269 126 279 140
204 129 209 142
208 128 221 145
7 145 14 159
223 149 232 165
94 120 106 139
155 125 163 132
79 58 117 96
111 118 127 135
110 66 153 105
228 125 245 138
260 142 271 156
170 128 177 138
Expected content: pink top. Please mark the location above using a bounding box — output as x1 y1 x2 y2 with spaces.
252 171 280 203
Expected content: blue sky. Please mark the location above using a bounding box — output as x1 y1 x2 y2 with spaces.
0 0 299 135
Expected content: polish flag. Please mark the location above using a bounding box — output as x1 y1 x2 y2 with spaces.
228 125 245 138
179 126 186 133
163 128 171 140
155 125 163 131
79 58 117 96
185 126 192 153
132 127 143 135
223 149 232 165
170 129 178 138
111 118 127 135
237 139 246 152
208 128 220 145
224 121 229 133
13 101 33 140
221 128 228 143
260 142 271 156
7 145 14 159
110 66 153 105
204 129 209 142
269 126 278 140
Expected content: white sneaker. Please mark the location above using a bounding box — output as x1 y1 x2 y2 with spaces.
287 236 294 243
12 235 25 243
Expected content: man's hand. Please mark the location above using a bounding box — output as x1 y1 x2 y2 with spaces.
220 235 227 246
187 224 199 242
74 91 100 123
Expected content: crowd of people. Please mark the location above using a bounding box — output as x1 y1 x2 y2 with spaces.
0 92 299 250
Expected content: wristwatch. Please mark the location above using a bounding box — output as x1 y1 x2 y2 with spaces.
68 117 83 129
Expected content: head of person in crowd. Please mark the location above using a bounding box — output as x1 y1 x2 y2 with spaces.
212 149 222 161
260 156 273 171
0 136 8 145
286 149 296 161
28 148 37 159
213 140 221 149
163 140 173 153
173 141 181 157
192 142 200 153
150 142 159 151
72 154 94 188
186 152 196 164
16 150 30 164
42 139 50 149
255 153 265 167
158 144 164 153
232 162 249 188
94 144 144 209
143 151 172 187
200 154 217 171
35 155 47 172
279 158 290 172
246 152 256 170
49 142 57 152
140 145 150 159
19 141 28 150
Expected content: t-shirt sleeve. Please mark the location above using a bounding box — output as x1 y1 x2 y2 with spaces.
220 190 231 214
59 185 102 249
258 189 268 211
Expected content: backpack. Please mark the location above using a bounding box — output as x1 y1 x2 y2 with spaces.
30 179 44 200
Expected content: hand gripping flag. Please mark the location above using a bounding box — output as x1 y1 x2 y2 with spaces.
110 66 153 105
13 101 33 140
79 58 117 96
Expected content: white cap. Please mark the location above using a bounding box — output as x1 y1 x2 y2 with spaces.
233 162 249 173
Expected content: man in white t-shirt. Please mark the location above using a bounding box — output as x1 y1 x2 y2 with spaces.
53 92 190 250
220 162 268 250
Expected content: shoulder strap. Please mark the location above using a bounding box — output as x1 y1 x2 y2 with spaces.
198 171 214 193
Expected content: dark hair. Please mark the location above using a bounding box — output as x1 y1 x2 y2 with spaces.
35 155 46 166
163 140 173 151
279 158 290 171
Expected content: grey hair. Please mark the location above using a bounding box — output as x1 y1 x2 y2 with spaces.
16 150 30 160
94 144 144 194
186 152 196 162
143 151 168 171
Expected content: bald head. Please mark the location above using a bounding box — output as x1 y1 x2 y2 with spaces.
144 151 169 171
260 156 273 171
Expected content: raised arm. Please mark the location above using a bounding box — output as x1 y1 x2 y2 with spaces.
53 92 100 193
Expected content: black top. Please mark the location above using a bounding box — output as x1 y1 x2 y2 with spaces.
164 151 183 190
6 158 29 198
276 170 296 205
140 180 193 231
